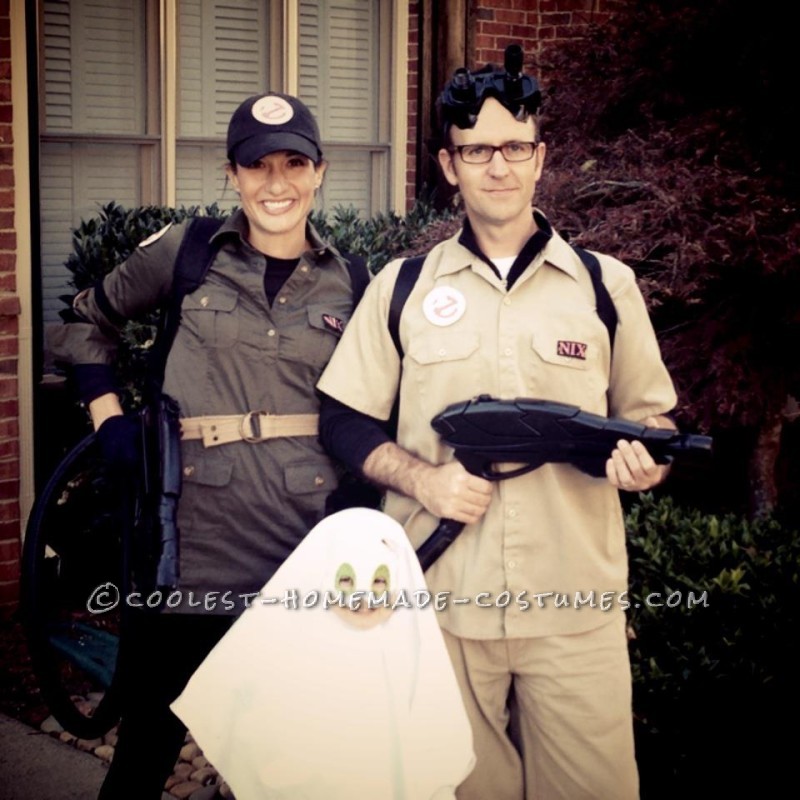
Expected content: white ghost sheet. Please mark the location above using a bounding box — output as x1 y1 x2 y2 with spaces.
171 507 475 800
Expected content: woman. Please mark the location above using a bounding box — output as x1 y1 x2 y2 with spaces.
47 92 368 799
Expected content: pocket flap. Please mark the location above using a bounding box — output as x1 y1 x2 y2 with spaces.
284 461 338 495
306 304 349 337
183 286 239 313
408 331 480 365
530 332 592 370
181 453 234 487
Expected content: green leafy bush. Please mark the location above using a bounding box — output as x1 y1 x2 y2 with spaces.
309 200 455 274
625 494 799 796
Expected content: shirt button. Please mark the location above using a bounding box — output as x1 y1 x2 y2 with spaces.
438 348 447 356
278 296 287 304
183 465 195 477
508 509 518 518
503 297 512 306
504 348 513 356
507 560 517 569
200 296 209 308
300 265 309 273
267 329 276 337
314 475 325 487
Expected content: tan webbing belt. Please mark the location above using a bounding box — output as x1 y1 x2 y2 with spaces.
180 412 319 448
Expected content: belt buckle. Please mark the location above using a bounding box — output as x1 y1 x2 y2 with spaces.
239 411 265 443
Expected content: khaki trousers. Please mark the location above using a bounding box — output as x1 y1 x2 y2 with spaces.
442 615 639 800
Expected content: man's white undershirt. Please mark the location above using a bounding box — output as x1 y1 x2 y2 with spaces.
492 256 517 280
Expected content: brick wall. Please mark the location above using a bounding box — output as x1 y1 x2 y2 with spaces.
405 1 629 207
473 0 624 66
0 0 20 614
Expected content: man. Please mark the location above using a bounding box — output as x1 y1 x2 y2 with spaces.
318 49 676 800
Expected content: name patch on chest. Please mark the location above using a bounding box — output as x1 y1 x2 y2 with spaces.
556 340 588 360
322 314 345 334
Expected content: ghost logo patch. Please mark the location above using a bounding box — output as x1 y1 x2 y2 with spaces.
556 340 588 360
322 314 345 334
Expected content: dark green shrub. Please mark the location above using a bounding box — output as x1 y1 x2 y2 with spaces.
309 199 455 274
625 494 799 796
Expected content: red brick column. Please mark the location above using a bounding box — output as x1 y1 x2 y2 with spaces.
406 2 420 209
0 0 21 614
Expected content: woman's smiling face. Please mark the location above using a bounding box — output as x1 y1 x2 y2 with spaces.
227 150 325 255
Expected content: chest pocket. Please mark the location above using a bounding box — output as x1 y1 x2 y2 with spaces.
404 330 482 421
407 330 480 366
531 330 594 371
280 303 350 368
528 324 608 410
181 286 239 349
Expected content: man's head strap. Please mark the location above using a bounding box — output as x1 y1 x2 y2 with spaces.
439 44 541 130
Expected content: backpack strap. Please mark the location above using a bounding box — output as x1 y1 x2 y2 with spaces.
571 246 618 351
171 217 226 299
386 248 618 360
339 252 370 308
148 217 225 393
388 255 426 358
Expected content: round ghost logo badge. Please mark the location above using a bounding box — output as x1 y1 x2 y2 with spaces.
422 287 467 327
252 96 294 125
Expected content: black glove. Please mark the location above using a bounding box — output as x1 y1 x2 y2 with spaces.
96 415 142 476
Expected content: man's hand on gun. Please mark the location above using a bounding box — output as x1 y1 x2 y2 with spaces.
606 415 676 492
416 461 493 524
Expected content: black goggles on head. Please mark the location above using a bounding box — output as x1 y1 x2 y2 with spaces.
440 44 542 130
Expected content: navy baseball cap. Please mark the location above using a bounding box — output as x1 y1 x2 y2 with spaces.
227 92 323 165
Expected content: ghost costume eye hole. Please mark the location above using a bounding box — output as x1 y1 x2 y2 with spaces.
372 564 391 594
335 563 356 595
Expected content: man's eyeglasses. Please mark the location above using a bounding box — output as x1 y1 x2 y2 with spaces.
449 141 539 164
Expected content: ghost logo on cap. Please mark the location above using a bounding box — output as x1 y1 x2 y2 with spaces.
227 92 323 165
252 96 295 126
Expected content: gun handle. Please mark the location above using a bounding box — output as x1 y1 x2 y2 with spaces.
416 518 466 571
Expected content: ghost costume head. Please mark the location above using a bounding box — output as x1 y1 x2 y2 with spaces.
171 508 474 800
326 524 398 629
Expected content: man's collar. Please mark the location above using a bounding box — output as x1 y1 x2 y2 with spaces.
436 210 581 282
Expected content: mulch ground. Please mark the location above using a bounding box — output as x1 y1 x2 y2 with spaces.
0 612 51 728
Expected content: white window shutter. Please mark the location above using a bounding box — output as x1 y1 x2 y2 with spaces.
44 0 146 135
178 0 269 139
298 0 384 212
176 0 269 207
41 0 149 324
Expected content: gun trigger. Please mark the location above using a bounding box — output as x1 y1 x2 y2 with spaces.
457 453 491 478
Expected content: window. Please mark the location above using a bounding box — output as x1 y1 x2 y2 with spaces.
176 0 271 207
299 0 389 213
38 0 396 325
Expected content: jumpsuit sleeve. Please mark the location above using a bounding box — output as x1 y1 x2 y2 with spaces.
46 223 185 404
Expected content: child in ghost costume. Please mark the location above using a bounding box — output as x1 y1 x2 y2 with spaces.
170 507 475 800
